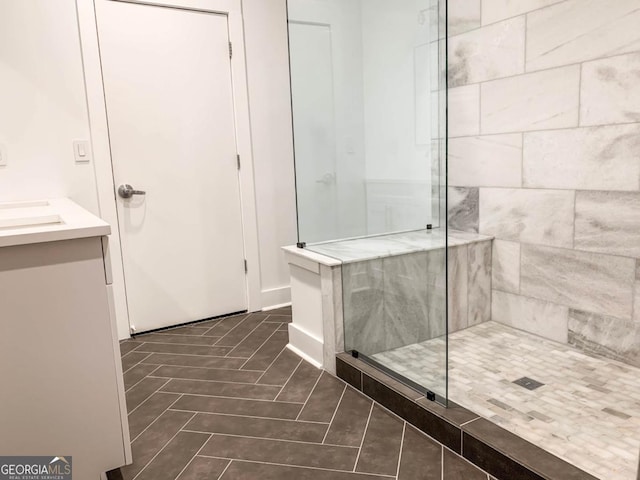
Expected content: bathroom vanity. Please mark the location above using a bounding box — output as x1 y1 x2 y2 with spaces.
0 199 131 479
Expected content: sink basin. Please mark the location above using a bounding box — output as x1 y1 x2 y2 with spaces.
0 198 110 247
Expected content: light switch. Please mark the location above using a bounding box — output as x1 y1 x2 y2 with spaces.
73 140 91 163
0 144 6 167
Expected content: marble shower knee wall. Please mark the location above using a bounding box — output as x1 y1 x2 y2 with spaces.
447 0 640 367
343 239 492 356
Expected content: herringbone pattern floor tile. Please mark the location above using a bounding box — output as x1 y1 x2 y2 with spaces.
113 308 489 480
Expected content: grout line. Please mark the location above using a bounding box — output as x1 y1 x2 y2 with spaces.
577 62 583 126
125 365 163 393
146 363 264 374
164 391 303 405
137 349 243 359
274 358 304 401
395 422 406 477
255 345 289 384
121 352 153 374
322 385 347 444
130 393 186 444
448 119 640 140
126 378 172 416
148 374 266 387
200 313 250 337
295 371 325 421
215 316 264 350
181 430 360 450
134 339 228 348
572 189 577 250
196 455 396 478
239 327 282 370
523 12 528 73
441 445 444 479
216 458 232 480
131 408 196 480
352 402 375 473
170 409 330 425
459 417 480 428
172 433 212 480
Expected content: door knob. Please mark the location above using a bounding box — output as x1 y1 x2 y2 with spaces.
118 184 146 199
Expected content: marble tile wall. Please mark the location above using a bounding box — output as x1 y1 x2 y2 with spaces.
343 241 492 356
447 0 640 366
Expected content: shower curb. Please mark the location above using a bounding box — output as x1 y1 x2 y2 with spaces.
336 353 598 480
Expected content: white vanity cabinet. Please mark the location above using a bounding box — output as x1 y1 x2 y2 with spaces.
0 199 131 479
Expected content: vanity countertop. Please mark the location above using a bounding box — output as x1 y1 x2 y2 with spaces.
0 198 110 248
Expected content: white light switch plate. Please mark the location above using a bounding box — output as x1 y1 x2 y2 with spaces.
0 144 7 167
73 140 92 163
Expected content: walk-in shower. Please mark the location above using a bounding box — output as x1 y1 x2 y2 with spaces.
287 0 640 479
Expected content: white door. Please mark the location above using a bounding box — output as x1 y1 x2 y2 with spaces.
288 22 338 243
96 0 247 333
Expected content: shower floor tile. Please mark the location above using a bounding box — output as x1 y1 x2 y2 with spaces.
372 321 640 480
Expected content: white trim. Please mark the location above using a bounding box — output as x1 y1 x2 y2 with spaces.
287 323 324 368
261 286 291 309
77 0 264 340
286 344 323 370
76 0 131 340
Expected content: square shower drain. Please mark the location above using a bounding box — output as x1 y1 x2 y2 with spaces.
513 377 545 391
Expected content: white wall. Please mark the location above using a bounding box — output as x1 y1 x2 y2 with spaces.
243 0 298 307
0 1 98 212
361 0 434 233
1 0 299 338
288 0 368 242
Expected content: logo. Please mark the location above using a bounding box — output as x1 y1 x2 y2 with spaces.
0 456 72 480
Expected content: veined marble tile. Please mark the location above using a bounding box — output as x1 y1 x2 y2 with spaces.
492 240 520 294
382 253 427 351
569 309 640 368
342 259 385 355
448 0 480 36
479 188 574 248
526 0 640 72
481 0 564 25
449 16 525 87
449 84 480 137
523 124 640 191
575 191 640 258
468 241 492 326
492 290 568 343
449 134 522 188
448 245 468 333
481 66 580 134
448 187 479 233
424 248 446 341
581 52 640 126
520 244 635 319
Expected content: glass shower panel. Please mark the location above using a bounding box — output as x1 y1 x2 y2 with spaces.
341 0 447 402
288 0 448 402
288 0 438 245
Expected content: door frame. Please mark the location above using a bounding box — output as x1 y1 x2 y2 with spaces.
76 0 263 339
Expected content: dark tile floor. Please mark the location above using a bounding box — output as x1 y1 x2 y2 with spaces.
116 307 490 480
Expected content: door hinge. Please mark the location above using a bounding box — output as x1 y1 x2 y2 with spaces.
229 41 233 59
244 259 248 273
236 154 240 170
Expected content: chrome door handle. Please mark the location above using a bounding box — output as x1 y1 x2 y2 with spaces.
118 184 146 199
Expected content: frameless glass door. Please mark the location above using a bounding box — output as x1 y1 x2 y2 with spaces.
287 0 448 403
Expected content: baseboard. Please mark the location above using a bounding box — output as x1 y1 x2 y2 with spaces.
287 323 323 368
261 285 291 309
